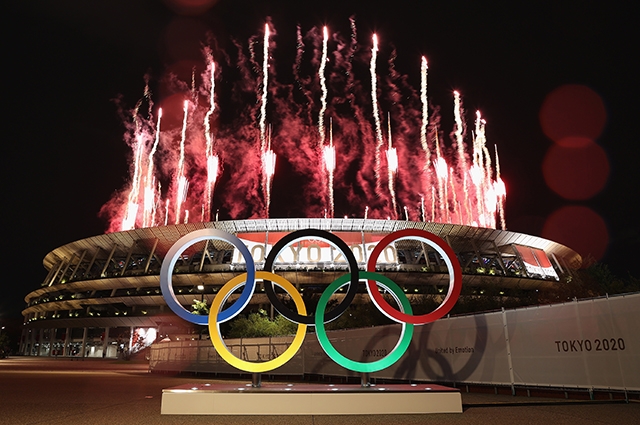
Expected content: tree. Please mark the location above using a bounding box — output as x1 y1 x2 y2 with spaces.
0 332 10 358
191 299 209 315
226 309 297 338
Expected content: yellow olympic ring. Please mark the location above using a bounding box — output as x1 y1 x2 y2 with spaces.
208 271 308 373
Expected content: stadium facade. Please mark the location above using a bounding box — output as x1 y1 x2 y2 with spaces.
20 218 581 358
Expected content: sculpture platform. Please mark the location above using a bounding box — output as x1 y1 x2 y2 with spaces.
161 382 462 415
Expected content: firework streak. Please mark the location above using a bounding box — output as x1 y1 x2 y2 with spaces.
105 21 506 232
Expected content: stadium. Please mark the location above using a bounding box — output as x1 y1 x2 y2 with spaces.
20 25 584 359
20 218 580 358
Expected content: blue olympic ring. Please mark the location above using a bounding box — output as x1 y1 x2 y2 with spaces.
159 228 256 325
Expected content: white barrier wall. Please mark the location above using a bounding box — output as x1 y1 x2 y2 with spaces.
505 294 638 389
150 293 639 391
313 293 639 390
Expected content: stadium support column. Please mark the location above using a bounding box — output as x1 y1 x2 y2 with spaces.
510 244 530 278
80 327 88 358
30 329 36 356
49 328 55 356
361 230 368 264
492 240 508 275
420 241 432 269
102 327 110 358
19 328 26 355
143 238 159 274
38 329 44 356
63 327 70 356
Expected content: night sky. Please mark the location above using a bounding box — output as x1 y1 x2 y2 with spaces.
4 1 638 321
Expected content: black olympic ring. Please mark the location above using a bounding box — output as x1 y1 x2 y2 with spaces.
262 229 360 325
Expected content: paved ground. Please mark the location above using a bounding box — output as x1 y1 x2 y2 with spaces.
1 357 637 425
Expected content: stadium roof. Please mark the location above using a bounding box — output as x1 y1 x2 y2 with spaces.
43 219 581 271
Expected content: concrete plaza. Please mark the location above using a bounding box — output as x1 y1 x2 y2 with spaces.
1 357 637 425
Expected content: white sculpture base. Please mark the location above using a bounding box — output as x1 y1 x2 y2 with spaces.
161 382 462 415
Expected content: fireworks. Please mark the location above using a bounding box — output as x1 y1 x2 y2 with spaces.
370 34 384 192
386 114 398 219
262 135 277 217
420 56 430 170
204 55 218 223
142 108 162 228
106 20 507 232
318 26 329 148
174 100 190 225
259 23 270 152
323 120 336 218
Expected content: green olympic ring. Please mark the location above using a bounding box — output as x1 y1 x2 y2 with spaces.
314 271 414 373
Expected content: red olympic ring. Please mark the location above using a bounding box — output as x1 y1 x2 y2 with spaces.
366 229 463 325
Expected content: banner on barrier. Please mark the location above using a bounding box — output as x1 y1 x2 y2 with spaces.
302 293 639 390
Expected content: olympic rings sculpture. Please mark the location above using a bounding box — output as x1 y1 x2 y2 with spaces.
160 228 462 374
